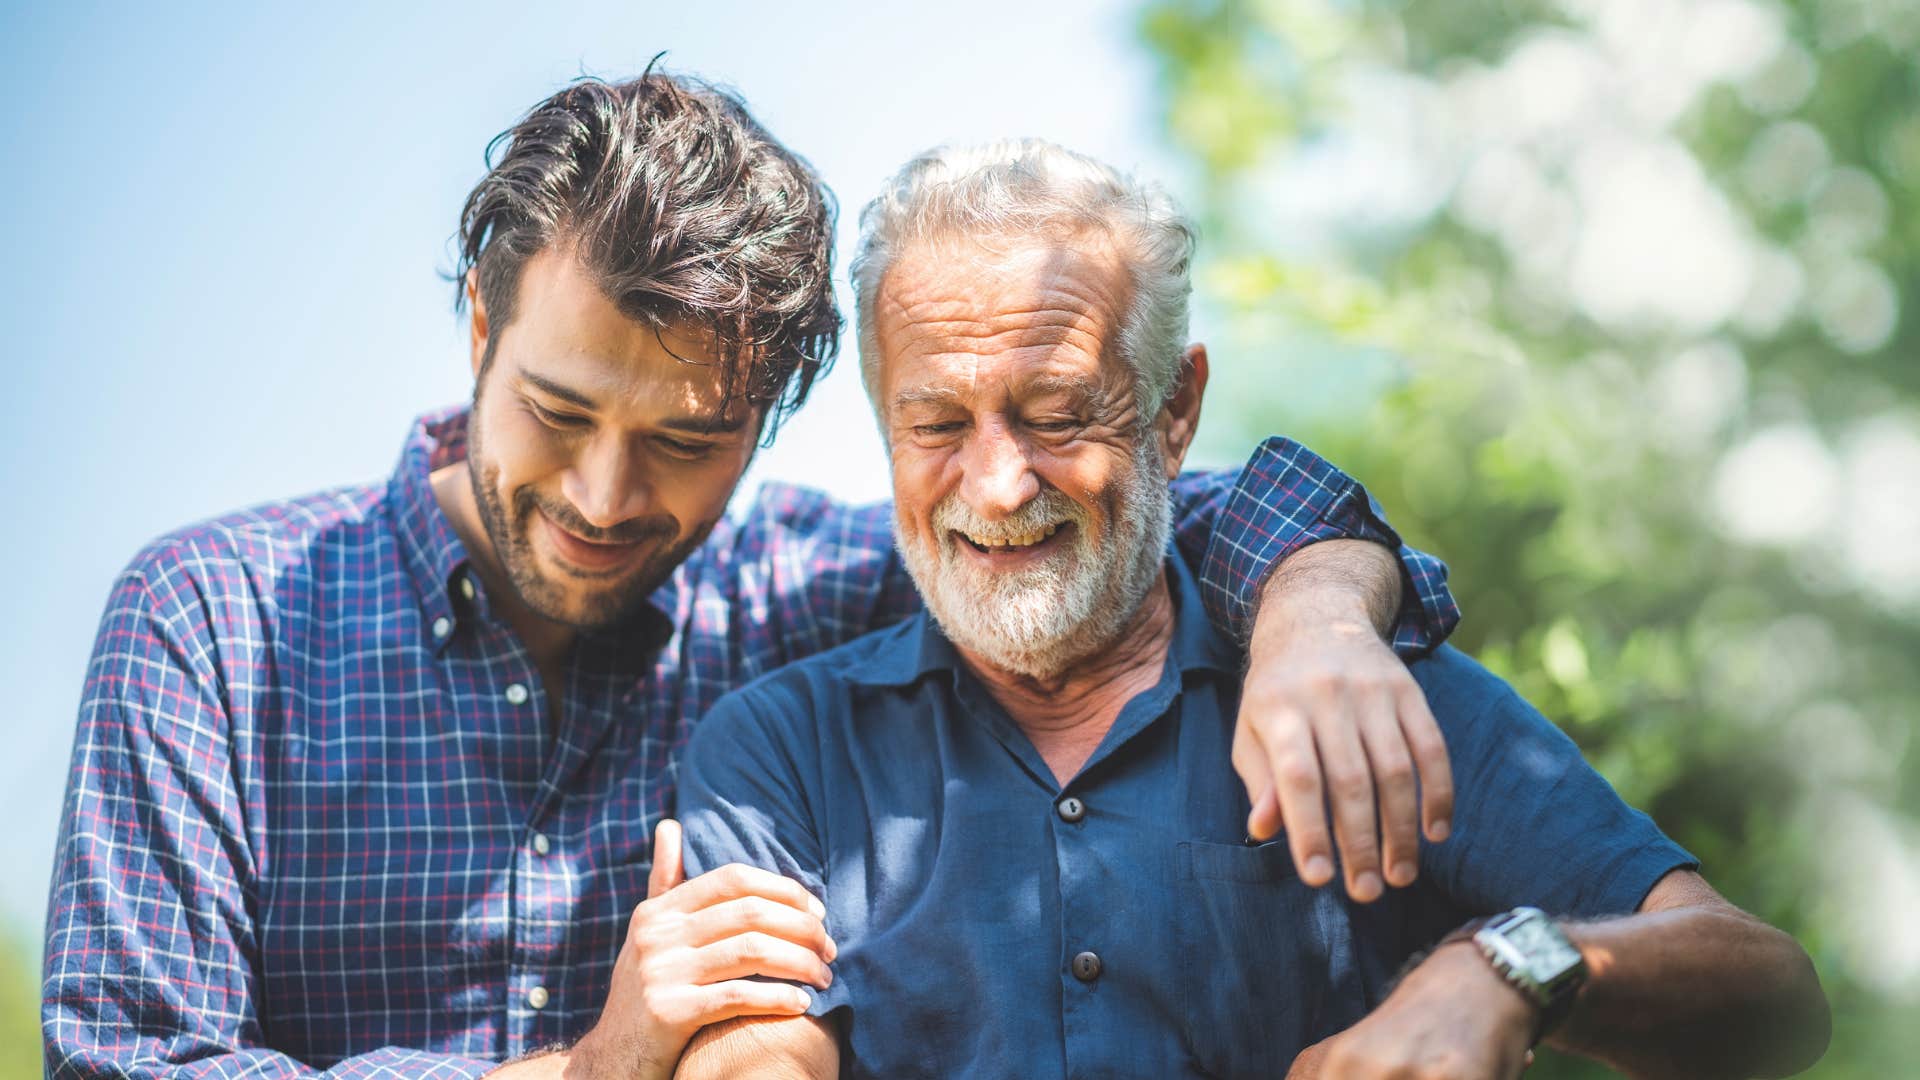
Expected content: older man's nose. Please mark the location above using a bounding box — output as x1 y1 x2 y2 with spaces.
958 420 1040 519
562 435 653 530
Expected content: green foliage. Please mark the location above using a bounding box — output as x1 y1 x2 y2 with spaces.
0 934 39 1079
1142 0 1919 1073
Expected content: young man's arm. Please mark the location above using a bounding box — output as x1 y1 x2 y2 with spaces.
42 556 493 1080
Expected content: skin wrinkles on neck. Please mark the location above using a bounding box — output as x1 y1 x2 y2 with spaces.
955 571 1177 784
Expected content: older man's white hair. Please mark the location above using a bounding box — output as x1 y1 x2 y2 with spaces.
850 138 1198 422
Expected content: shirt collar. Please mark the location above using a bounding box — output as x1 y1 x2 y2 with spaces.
848 547 1240 688
386 405 674 657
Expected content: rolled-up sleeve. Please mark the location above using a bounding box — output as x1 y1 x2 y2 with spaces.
1187 436 1460 657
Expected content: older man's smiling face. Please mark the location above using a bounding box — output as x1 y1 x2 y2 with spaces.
874 234 1190 677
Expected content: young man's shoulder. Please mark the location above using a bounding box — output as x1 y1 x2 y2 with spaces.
118 481 393 610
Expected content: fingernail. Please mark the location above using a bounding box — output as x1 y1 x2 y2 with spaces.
1391 861 1415 886
1354 872 1382 901
792 989 812 1011
809 895 827 919
824 935 838 962
1304 855 1332 883
1429 820 1451 842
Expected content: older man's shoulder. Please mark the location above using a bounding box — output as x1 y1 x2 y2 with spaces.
702 617 926 735
1402 643 1563 746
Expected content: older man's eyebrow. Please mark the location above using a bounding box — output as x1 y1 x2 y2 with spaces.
891 385 965 411
1023 373 1108 409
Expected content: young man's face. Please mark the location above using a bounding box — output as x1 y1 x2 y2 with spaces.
463 246 759 630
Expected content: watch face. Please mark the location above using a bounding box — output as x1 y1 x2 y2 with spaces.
1507 917 1583 981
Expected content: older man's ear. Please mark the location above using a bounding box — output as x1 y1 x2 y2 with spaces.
1155 343 1211 478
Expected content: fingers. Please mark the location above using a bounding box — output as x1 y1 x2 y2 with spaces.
648 818 685 899
1232 715 1284 841
1247 787 1284 843
690 930 834 989
1316 702 1385 903
1397 681 1453 843
663 862 826 920
686 980 814 1026
686 895 835 960
1355 696 1420 890
1262 712 1336 888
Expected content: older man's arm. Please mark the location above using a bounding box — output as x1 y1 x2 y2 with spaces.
1296 869 1828 1080
675 1016 838 1080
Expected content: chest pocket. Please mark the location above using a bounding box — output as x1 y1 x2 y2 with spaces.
1177 840 1371 1078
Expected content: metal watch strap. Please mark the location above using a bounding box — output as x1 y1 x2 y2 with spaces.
1444 911 1584 1044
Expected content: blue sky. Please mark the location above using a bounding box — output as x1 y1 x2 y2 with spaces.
0 2 1208 940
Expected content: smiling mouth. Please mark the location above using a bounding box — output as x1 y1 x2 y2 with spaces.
539 509 650 575
955 522 1064 554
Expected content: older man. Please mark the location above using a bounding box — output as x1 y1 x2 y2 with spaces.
672 141 1830 1079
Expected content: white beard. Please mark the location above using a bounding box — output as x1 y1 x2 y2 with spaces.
895 438 1173 679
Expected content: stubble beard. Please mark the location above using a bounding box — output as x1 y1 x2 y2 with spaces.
465 412 707 633
897 438 1172 680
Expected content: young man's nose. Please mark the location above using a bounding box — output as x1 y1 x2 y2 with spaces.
562 435 654 531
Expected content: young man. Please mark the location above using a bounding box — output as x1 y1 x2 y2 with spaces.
674 138 1830 1080
43 74 1459 1078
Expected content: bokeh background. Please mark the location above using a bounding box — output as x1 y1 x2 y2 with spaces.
4 0 1912 1074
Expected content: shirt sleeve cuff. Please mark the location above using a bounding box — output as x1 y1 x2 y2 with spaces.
1581 839 1702 918
1200 437 1461 656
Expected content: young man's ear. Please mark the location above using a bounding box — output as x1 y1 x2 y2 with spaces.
1154 343 1210 479
467 269 491 379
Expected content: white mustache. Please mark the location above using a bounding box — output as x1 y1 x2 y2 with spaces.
931 489 1085 546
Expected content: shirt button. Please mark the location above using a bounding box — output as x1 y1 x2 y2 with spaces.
459 576 476 601
505 683 530 706
526 985 549 1010
1057 796 1087 824
532 832 551 856
431 616 453 640
1072 951 1103 982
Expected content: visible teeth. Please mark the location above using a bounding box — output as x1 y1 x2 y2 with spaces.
965 523 1061 549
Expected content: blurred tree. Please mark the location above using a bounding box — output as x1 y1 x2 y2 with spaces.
0 933 39 1079
1140 0 1919 1074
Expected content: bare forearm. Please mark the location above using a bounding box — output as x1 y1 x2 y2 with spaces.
1555 906 1830 1078
676 1016 838 1080
1262 538 1401 639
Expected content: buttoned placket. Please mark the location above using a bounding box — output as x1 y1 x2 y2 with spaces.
1046 674 1185 1080
443 568 581 1055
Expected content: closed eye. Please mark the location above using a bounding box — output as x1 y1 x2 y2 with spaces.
656 435 716 460
529 401 590 430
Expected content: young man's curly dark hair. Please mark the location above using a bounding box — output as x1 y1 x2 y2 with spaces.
454 66 840 442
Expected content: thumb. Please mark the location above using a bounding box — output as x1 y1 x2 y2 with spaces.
647 817 685 899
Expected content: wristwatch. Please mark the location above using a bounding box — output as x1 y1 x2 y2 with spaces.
1444 907 1588 1042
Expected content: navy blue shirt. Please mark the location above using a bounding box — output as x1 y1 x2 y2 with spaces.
678 559 1695 1079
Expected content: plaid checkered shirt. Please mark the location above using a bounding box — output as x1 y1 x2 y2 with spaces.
43 406 1456 1077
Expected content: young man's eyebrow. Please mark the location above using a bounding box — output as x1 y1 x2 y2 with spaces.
657 411 750 435
518 370 597 409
